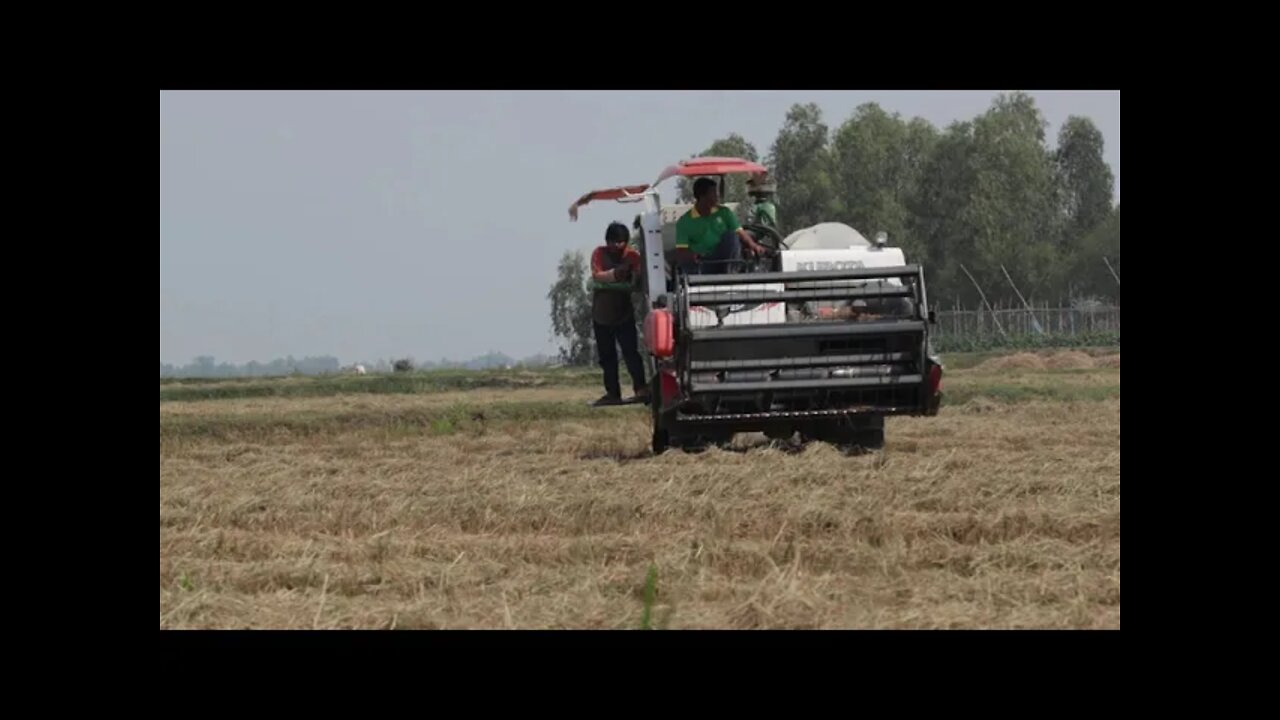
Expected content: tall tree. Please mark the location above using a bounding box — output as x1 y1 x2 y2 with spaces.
908 93 1065 306
973 92 1064 302
1068 203 1120 302
767 103 835 232
546 250 594 366
910 120 978 304
949 93 1062 304
1054 116 1115 242
831 103 938 264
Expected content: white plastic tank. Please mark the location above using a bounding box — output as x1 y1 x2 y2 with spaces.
782 222 871 251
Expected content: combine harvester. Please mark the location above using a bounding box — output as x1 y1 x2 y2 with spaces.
569 157 943 453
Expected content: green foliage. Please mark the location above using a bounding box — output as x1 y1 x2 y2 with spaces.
767 103 836 233
639 563 658 630
547 250 595 366
1066 204 1120 301
831 103 938 265
1055 116 1116 243
651 94 1118 309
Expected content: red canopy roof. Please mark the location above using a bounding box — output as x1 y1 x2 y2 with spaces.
653 157 768 185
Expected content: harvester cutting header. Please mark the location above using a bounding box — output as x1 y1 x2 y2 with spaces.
569 156 943 453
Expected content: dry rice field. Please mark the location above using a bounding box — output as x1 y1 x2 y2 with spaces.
160 351 1120 629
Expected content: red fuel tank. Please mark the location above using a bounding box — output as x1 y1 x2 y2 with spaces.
644 309 674 358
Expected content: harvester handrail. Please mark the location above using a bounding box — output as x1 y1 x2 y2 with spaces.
689 319 927 342
686 286 915 306
690 352 915 371
684 265 922 286
689 374 925 393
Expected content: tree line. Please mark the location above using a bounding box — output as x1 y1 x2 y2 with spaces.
160 351 559 378
548 92 1119 364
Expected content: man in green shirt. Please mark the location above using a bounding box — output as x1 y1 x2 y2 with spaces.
675 177 768 274
751 197 778 229
747 175 779 230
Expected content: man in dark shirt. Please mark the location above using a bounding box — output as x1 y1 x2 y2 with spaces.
590 222 648 406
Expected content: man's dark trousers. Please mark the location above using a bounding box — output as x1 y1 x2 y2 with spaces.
595 319 646 398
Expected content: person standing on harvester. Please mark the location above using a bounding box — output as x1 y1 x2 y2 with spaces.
590 221 649 406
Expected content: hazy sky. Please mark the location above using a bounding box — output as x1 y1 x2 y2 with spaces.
160 90 1119 366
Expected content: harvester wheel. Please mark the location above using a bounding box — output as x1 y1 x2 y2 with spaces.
652 428 669 454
